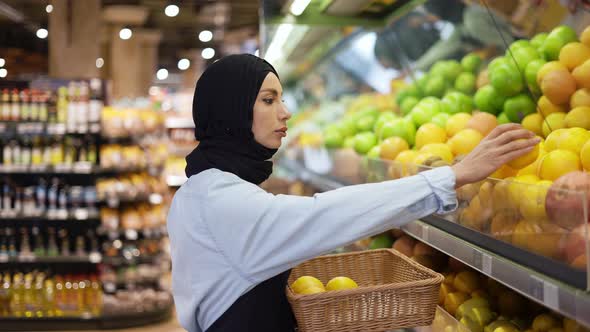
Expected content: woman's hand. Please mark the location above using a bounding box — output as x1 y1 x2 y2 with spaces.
451 124 541 188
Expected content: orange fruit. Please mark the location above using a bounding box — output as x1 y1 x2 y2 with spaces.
379 137 409 160
572 59 590 89
542 112 567 138
415 123 447 149
541 69 577 105
560 127 590 154
565 107 590 129
544 128 568 151
537 61 567 86
537 96 567 117
521 113 544 136
508 139 540 169
581 140 590 171
446 113 472 137
466 112 497 136
582 26 590 47
538 149 582 181
570 88 590 108
447 129 483 156
420 143 454 163
559 42 590 70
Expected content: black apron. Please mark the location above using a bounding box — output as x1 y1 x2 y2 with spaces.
205 270 296 332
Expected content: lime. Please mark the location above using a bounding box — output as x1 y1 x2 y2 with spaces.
497 112 511 124
431 113 451 128
511 46 540 69
424 75 447 98
410 97 442 126
541 25 578 61
490 63 524 96
508 40 531 53
324 130 343 149
396 84 421 105
442 92 474 114
504 93 536 123
525 59 547 94
444 60 464 81
356 114 377 132
461 53 482 73
400 96 420 116
531 33 548 49
368 233 395 249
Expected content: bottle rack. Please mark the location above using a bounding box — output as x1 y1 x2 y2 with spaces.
0 80 173 330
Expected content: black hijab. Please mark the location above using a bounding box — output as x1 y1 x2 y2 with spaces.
185 54 279 185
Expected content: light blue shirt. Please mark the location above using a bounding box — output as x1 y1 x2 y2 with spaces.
167 166 457 332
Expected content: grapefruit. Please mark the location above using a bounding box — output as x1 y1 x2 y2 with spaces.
415 123 447 149
570 88 590 108
565 107 590 129
559 128 590 154
559 42 590 70
541 69 577 105
380 137 409 160
448 129 483 156
521 113 544 136
572 59 590 89
538 150 582 181
581 26 590 47
466 112 497 136
542 112 567 138
544 128 568 151
446 113 472 137
537 61 567 86
537 95 566 117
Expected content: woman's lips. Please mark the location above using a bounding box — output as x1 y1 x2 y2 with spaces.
275 127 287 137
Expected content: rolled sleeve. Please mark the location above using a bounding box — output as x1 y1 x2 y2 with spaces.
419 166 458 214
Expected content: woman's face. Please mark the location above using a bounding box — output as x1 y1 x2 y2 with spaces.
252 73 292 149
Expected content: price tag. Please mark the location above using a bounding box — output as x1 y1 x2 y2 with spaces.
530 275 545 302
473 250 483 270
421 224 430 241
543 280 559 309
482 253 492 275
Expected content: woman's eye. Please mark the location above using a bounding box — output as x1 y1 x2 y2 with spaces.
263 98 274 105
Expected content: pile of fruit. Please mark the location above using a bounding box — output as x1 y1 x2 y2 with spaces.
290 275 358 295
318 24 590 270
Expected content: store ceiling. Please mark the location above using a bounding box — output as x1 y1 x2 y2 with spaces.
0 0 260 69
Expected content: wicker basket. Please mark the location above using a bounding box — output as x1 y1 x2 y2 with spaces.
286 249 444 332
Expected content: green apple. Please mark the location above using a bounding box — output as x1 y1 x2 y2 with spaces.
541 25 578 61
508 40 531 52
497 112 510 124
324 129 343 149
511 46 540 69
368 233 395 249
488 57 510 72
395 84 421 105
474 85 505 115
424 75 447 97
490 63 524 96
455 72 477 94
531 32 548 49
367 145 381 159
461 53 482 73
525 59 546 94
444 60 463 81
343 136 356 148
339 118 357 137
431 113 450 128
402 118 416 146
442 91 473 114
374 112 397 137
380 118 415 146
353 132 377 155
429 62 447 77
503 93 535 123
400 96 420 116
356 114 377 132
410 97 441 126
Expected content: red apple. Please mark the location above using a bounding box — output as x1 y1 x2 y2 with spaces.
562 223 590 263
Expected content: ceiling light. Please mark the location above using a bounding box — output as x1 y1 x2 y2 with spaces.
177 58 190 70
0 69 7 78
119 28 132 40
36 28 48 39
264 24 294 64
290 0 312 16
0 58 4 67
199 30 213 42
202 48 215 60
165 4 179 17
96 58 104 68
46 4 53 13
156 68 169 80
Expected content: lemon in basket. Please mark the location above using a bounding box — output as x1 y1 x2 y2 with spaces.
291 276 325 294
326 277 359 291
298 286 325 295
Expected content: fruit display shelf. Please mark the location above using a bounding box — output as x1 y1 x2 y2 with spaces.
0 304 173 331
276 155 590 327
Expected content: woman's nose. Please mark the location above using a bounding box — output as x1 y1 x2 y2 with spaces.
280 104 292 121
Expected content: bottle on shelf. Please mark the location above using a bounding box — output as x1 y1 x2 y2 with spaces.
20 89 30 122
1 89 10 121
30 90 40 123
10 89 19 122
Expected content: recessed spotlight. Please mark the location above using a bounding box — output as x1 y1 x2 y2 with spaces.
199 30 213 42
177 58 190 70
96 58 104 68
0 69 7 78
0 58 5 67
202 48 215 60
165 4 179 17
46 4 53 13
157 68 169 80
36 28 48 39
119 28 132 40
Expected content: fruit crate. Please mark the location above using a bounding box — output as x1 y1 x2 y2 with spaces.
287 249 444 332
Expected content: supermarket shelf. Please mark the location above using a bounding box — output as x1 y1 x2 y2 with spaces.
277 156 590 327
0 253 103 264
0 211 100 223
165 117 194 129
103 277 162 293
0 122 101 136
403 219 590 328
0 164 146 176
98 193 164 208
102 254 165 266
97 226 168 241
0 304 173 331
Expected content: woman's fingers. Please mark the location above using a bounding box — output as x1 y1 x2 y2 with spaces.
493 128 535 145
499 145 537 164
496 137 541 155
485 123 524 140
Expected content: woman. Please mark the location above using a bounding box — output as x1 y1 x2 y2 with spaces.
167 54 539 332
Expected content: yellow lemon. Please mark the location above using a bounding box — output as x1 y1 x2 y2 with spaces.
326 277 359 291
291 276 325 294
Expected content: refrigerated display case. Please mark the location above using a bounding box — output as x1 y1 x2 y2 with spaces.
262 0 590 328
